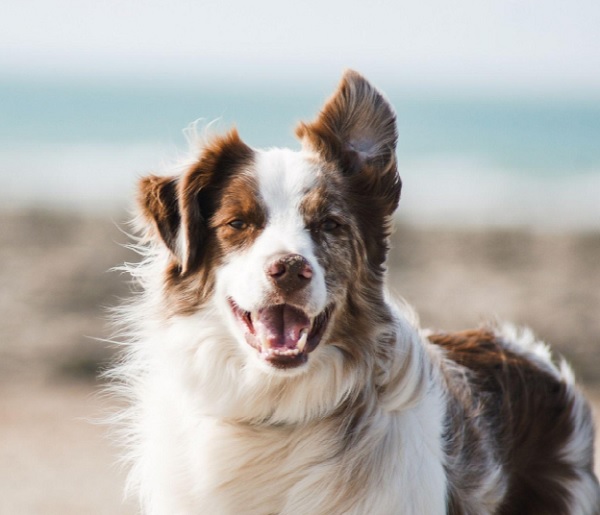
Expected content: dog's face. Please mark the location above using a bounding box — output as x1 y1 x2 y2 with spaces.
138 71 401 374
213 149 350 371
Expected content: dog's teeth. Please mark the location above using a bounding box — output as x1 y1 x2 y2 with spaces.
263 347 301 358
297 329 308 352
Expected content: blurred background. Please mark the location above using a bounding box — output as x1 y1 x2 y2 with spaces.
1 0 599 512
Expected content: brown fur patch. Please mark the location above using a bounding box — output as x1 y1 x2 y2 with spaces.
137 174 180 256
178 129 254 274
300 172 356 291
431 329 580 514
210 173 266 254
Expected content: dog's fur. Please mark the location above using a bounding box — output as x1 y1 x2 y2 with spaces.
113 71 600 514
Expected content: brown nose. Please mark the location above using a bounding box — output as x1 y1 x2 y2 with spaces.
266 254 313 292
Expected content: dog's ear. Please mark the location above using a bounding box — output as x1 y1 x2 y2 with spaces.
138 129 253 274
138 174 181 258
296 70 401 215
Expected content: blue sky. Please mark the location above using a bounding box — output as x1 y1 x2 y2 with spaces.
2 0 600 95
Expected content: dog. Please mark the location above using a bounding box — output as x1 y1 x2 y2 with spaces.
113 70 600 514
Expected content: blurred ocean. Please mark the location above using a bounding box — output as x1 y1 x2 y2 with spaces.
1 77 599 229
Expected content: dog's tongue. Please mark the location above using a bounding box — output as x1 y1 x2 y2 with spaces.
254 305 310 349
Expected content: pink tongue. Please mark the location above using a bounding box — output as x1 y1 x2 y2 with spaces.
254 305 310 349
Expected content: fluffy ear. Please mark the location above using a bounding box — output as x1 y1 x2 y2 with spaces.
137 129 253 274
296 70 400 214
137 174 181 257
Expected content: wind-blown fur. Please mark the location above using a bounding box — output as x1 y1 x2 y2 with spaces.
111 70 600 514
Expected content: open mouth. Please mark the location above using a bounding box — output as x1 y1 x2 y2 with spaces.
228 299 331 369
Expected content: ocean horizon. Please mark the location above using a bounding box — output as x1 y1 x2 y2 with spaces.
1 77 599 230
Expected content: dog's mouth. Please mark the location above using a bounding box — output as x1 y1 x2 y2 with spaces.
228 299 332 369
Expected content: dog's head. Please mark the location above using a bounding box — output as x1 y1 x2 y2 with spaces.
137 70 400 376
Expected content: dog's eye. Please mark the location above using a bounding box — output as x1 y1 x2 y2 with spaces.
321 219 340 232
228 220 248 230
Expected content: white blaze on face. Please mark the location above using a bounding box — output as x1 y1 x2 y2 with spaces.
216 148 327 318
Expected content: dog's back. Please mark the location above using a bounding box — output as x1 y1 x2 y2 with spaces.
431 327 599 514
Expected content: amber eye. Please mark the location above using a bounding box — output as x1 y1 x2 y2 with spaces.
321 219 340 232
228 219 248 230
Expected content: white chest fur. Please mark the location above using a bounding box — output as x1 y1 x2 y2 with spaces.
132 365 447 515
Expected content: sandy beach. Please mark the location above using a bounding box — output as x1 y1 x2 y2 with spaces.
1 209 599 513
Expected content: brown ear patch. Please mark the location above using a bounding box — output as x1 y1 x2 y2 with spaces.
296 70 401 223
296 70 398 176
137 175 180 257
